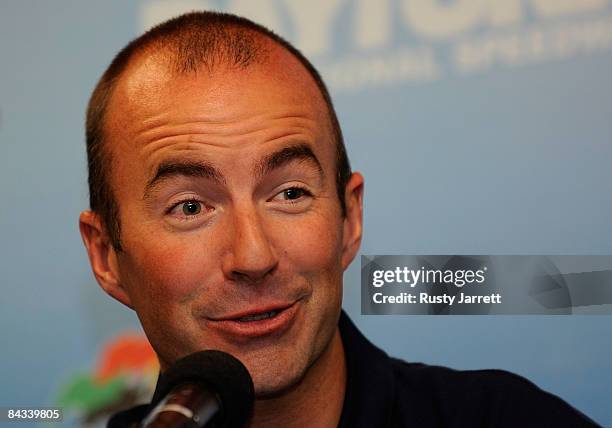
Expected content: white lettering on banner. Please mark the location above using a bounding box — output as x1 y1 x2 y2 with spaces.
228 0 284 35
399 0 594 39
532 0 609 18
320 47 440 90
402 0 489 39
453 16 612 72
140 0 215 31
140 0 612 91
354 0 392 49
283 0 346 56
488 0 523 27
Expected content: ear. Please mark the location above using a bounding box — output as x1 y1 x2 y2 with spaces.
341 172 364 270
79 211 134 309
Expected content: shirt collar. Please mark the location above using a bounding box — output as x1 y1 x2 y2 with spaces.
337 310 396 427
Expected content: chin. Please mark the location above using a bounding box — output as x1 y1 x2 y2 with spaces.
247 352 310 399
252 372 303 399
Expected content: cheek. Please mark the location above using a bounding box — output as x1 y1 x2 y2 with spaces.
120 233 216 306
271 210 344 278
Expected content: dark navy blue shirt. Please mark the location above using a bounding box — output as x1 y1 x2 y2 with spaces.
108 312 598 427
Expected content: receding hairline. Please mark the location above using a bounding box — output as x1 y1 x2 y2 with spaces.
104 30 334 140
126 23 272 73
86 12 351 250
101 31 338 185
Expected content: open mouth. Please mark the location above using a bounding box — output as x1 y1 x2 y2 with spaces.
236 310 280 322
207 303 299 338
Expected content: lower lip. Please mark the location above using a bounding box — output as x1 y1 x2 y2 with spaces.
205 303 300 339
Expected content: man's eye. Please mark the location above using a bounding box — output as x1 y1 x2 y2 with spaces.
282 188 306 200
167 200 204 217
181 200 202 215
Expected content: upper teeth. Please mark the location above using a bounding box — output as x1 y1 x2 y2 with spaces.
238 311 278 322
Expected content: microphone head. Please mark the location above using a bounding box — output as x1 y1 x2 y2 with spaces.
152 350 254 428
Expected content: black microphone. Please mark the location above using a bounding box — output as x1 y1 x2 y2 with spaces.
141 350 254 428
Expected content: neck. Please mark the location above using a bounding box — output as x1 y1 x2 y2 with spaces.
248 328 346 428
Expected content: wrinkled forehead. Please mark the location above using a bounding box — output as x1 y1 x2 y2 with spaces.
104 42 333 148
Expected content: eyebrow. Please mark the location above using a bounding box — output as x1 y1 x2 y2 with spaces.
143 143 323 199
254 143 324 181
144 160 225 199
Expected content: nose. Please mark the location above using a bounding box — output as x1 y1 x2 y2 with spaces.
222 206 278 283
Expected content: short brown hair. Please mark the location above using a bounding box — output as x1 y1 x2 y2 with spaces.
86 11 351 251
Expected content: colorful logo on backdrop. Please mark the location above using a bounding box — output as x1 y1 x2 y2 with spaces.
56 333 159 427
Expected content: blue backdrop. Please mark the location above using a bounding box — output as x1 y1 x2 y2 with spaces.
1 1 611 426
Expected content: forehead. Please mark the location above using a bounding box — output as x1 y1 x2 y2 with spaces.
104 44 332 152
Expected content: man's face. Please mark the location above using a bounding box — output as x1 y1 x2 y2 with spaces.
86 48 362 396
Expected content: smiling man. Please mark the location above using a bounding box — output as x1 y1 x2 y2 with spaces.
80 11 596 428
80 11 360 427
